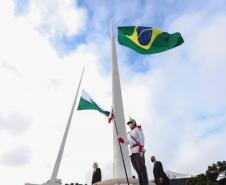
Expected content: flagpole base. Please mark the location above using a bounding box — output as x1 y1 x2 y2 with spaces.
93 178 156 185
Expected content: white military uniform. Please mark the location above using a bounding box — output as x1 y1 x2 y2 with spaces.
126 126 145 156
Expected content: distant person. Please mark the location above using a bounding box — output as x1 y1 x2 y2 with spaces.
92 162 102 184
151 156 170 185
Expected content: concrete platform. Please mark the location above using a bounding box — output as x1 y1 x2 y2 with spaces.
93 178 156 185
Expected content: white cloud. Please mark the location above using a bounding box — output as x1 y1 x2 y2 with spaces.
174 127 226 175
26 0 87 36
0 0 226 185
0 145 32 166
0 112 32 135
0 1 109 184
124 10 226 178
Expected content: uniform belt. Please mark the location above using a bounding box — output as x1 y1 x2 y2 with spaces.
131 144 140 148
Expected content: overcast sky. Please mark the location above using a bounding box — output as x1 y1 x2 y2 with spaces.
0 0 226 185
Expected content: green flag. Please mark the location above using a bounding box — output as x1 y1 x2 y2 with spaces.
118 26 184 54
77 89 110 117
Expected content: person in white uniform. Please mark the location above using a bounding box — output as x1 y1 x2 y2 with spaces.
118 118 149 185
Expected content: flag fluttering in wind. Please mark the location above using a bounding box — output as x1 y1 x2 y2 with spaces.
118 26 184 54
108 109 114 123
77 89 110 117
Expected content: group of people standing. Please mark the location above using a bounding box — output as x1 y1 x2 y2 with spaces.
91 118 169 185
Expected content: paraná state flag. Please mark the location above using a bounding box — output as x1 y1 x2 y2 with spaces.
77 89 110 117
118 26 184 54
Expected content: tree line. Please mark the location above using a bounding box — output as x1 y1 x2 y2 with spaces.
187 161 226 185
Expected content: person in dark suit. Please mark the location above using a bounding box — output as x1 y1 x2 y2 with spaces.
92 162 102 184
151 156 170 185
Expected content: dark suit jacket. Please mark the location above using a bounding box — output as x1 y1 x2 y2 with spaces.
153 161 170 185
92 167 102 184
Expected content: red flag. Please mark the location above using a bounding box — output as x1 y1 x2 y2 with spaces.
118 137 124 144
108 109 114 123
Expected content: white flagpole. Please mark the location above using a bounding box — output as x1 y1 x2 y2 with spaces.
110 20 132 179
49 67 85 185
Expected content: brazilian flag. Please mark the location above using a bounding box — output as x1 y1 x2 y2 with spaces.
118 26 184 54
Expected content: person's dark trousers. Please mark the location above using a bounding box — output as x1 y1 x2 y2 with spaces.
130 153 149 185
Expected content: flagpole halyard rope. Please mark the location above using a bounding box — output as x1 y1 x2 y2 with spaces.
112 108 130 185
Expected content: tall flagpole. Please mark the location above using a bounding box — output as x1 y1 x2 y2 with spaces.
110 20 132 179
49 67 85 185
